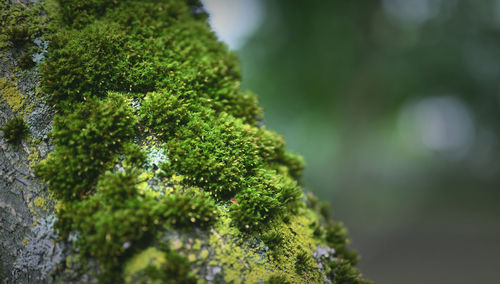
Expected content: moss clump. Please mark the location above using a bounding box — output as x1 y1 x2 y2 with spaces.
157 108 304 231
294 250 317 277
36 94 137 201
0 0 47 78
0 1 46 49
261 231 284 250
18 52 36 69
57 171 156 275
138 91 200 139
57 170 218 282
229 169 302 231
33 0 369 282
266 274 289 284
41 0 261 124
162 113 300 193
325 221 359 265
123 247 197 283
1 116 29 144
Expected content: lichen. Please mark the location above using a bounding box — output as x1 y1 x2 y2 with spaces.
0 78 25 113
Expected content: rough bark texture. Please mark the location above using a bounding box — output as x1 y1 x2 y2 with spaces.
1 1 369 283
1 15 58 281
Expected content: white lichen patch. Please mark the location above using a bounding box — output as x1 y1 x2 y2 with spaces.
13 214 66 281
145 146 168 170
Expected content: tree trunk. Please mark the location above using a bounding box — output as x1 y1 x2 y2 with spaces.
0 1 368 283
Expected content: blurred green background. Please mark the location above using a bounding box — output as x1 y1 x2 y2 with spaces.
203 0 500 283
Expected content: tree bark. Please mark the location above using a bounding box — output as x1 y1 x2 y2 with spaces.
1 1 369 283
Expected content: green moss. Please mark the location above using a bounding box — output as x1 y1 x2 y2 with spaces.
230 169 302 231
33 0 368 282
41 21 133 105
1 116 29 144
0 1 46 49
162 113 277 195
124 247 166 283
57 170 216 282
57 170 155 270
41 0 261 124
36 94 137 201
159 110 303 231
266 274 290 284
325 221 359 265
18 52 36 69
261 231 284 250
294 250 316 277
138 90 205 139
56 0 120 28
157 188 219 229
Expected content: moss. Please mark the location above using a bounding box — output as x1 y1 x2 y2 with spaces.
1 116 29 144
138 90 205 139
35 94 137 201
162 113 295 192
140 251 197 284
324 221 359 265
327 259 370 284
56 171 156 272
261 231 284 250
56 0 121 28
161 111 303 231
32 0 369 282
266 274 290 284
230 169 302 231
33 196 47 209
53 168 218 282
41 0 261 123
18 51 36 69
